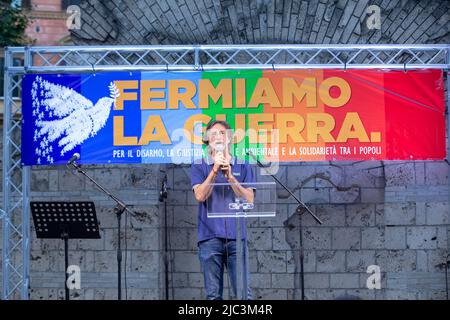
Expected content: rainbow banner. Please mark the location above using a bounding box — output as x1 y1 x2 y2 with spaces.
21 69 445 165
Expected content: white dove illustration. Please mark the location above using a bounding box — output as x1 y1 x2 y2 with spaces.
31 75 119 163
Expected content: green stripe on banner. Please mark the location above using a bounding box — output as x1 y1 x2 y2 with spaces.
201 70 264 161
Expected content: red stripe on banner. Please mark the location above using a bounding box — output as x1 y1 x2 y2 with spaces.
383 69 445 160
322 70 386 161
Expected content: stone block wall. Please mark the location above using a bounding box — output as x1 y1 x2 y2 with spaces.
1 162 162 300
1 0 450 300
166 161 450 299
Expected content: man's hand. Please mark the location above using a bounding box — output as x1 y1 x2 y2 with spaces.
223 163 233 180
213 152 230 175
222 164 233 180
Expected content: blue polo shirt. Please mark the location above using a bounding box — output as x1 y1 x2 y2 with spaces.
191 157 255 243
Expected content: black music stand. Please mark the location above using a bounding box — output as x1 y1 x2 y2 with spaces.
30 201 100 300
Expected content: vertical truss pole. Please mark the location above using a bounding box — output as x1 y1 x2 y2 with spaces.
2 48 29 300
2 48 12 300
22 166 30 300
22 47 32 300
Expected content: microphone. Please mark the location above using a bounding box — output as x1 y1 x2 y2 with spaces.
246 150 258 164
214 143 225 153
214 143 227 174
67 153 80 165
159 170 168 202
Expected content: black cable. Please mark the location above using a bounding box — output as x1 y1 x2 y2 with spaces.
446 254 450 300
162 200 174 300
446 262 448 300
124 208 128 300
166 201 175 300
159 170 173 299
298 207 304 300
163 199 171 300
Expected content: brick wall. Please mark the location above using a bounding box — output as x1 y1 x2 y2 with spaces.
71 0 450 45
24 0 71 46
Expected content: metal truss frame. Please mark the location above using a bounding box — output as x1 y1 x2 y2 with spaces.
2 44 450 299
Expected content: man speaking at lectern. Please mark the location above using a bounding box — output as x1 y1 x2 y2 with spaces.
191 120 255 300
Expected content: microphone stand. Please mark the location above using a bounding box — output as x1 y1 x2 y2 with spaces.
68 160 136 300
158 170 169 300
246 151 322 301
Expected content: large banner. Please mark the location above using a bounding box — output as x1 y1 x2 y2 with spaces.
21 69 445 165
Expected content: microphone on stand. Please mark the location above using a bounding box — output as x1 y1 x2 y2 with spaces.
246 150 261 166
246 150 273 168
67 153 80 165
159 170 168 202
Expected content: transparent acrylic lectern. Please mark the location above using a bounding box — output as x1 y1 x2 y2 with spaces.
206 182 276 299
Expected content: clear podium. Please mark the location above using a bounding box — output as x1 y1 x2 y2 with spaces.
206 182 276 299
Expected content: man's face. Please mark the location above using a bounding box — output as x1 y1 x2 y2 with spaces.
208 123 229 149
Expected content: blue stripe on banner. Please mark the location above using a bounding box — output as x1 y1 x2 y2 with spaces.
21 74 82 165
80 72 141 164
21 71 206 165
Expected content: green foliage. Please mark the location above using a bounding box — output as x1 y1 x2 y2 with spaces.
0 0 29 46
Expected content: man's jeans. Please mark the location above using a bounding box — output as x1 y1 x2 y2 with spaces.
198 238 252 300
